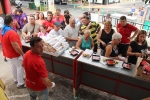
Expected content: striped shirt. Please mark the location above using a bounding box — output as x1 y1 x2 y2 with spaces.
81 21 100 44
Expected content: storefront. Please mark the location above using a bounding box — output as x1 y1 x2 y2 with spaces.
95 0 120 4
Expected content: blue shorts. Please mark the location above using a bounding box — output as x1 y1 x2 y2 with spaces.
27 88 49 100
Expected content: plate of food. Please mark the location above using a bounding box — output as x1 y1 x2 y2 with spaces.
106 59 115 66
122 63 132 69
92 55 100 61
70 50 79 56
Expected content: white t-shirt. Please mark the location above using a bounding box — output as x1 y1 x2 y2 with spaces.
48 28 63 36
63 25 79 47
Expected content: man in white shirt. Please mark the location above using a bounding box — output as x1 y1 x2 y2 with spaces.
48 22 63 36
63 18 79 47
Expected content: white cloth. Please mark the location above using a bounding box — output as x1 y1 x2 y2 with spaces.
63 25 79 47
48 29 63 36
9 56 25 86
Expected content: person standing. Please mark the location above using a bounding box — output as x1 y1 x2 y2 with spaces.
22 37 55 100
1 15 25 88
80 16 101 52
63 18 79 47
97 20 115 56
131 4 135 16
116 16 139 57
42 11 54 33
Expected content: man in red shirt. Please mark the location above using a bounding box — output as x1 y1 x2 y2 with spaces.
42 11 54 33
116 16 139 57
23 37 55 100
1 15 25 88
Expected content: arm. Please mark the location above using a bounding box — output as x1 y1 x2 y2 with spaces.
105 45 120 60
76 38 82 50
130 29 139 39
65 37 78 41
41 77 53 87
97 30 106 46
22 25 29 38
11 42 24 56
127 45 142 57
16 22 20 29
91 39 94 50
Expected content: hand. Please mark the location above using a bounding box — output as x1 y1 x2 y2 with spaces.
127 37 133 40
101 42 106 47
25 35 30 39
88 22 92 27
135 53 143 57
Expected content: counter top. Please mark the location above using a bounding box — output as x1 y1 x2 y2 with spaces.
22 40 82 59
77 55 137 78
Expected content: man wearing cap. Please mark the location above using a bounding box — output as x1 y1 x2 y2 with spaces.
48 22 64 36
63 18 79 47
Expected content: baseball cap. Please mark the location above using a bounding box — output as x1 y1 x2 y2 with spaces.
54 22 61 27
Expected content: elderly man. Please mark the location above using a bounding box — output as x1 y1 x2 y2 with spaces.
22 15 40 39
48 22 63 36
80 16 101 52
43 11 54 32
64 18 79 47
1 15 25 88
116 16 139 57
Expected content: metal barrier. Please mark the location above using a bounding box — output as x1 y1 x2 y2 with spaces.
99 15 150 33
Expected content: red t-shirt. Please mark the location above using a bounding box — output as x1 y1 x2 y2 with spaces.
23 50 48 91
42 20 54 32
2 30 22 58
53 14 65 21
117 23 137 44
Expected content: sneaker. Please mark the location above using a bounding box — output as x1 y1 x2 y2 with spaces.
4 59 7 62
17 84 26 89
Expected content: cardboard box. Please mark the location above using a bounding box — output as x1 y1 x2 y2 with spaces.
136 58 150 81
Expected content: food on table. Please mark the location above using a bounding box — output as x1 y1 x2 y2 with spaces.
40 35 69 56
103 57 106 62
82 49 93 58
72 46 75 51
93 56 100 60
107 60 115 65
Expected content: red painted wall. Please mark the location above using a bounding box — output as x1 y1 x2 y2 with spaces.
3 0 12 14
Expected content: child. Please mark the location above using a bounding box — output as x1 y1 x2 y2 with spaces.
38 25 49 37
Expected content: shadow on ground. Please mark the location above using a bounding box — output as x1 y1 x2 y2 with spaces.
4 72 125 100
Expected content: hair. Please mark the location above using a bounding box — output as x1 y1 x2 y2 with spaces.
120 16 126 20
104 20 112 28
41 25 46 29
64 10 69 14
84 30 91 36
39 12 45 19
112 33 122 40
82 16 90 20
4 15 13 25
83 12 88 16
69 17 75 22
35 12 39 20
30 14 35 19
56 8 61 12
17 8 23 13
30 37 42 47
134 30 147 45
47 11 53 15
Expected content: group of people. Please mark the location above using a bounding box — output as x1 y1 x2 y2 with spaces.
0 7 149 100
